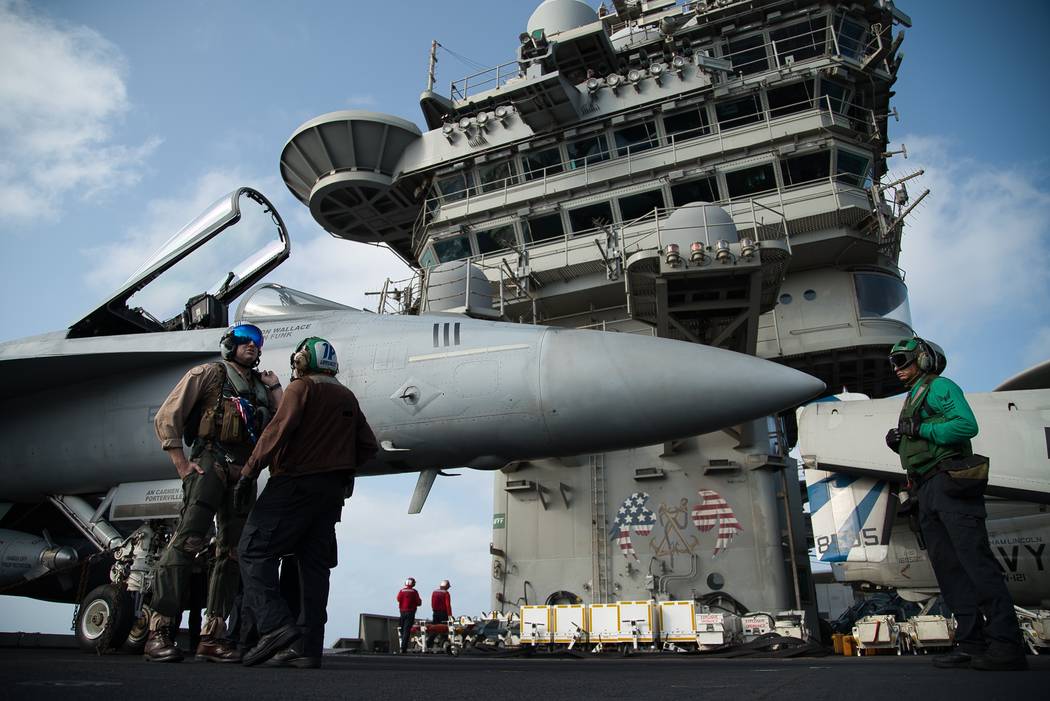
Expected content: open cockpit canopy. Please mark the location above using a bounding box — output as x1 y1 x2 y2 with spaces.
68 188 290 338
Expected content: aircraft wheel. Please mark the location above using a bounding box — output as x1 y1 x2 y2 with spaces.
75 584 135 654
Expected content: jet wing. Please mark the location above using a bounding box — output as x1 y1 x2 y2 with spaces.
0 331 216 400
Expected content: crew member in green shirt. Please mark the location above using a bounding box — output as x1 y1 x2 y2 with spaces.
886 337 1026 671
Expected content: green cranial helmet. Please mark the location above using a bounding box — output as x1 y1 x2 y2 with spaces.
290 336 339 375
889 337 947 375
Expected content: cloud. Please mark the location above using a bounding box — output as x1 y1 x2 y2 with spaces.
896 135 1050 346
0 1 159 224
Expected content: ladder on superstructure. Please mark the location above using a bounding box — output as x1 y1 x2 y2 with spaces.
590 453 611 603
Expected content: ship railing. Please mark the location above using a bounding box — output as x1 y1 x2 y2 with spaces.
372 272 425 315
425 93 872 215
444 171 869 284
445 12 866 103
450 59 522 101
412 258 541 322
422 174 877 318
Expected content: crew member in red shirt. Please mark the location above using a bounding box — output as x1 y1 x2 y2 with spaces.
397 578 422 653
431 580 452 624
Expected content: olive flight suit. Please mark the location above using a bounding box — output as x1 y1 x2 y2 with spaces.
152 361 274 635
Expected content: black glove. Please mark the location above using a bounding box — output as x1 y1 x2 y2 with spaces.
885 429 901 453
233 475 256 516
898 416 922 439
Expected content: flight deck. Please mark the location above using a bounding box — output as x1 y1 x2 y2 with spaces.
0 643 1044 701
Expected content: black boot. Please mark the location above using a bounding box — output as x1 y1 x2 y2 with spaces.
971 643 1028 671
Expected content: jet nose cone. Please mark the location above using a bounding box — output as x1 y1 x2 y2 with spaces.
538 329 825 453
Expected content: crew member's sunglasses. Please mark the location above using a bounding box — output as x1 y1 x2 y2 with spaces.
231 325 264 349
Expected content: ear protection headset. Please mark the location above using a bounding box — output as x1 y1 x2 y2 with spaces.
914 337 935 373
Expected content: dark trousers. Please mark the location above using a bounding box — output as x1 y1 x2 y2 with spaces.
918 472 1023 652
399 611 416 652
238 472 345 658
432 611 449 625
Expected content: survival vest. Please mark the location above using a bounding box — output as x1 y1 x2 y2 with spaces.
897 375 973 476
190 361 272 458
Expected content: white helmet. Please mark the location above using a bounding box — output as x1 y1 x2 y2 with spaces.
439 579 450 590
405 577 416 587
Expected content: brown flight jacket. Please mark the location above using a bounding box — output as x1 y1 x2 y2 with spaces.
244 374 378 478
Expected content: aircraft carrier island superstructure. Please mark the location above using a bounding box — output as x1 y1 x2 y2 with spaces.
279 0 916 626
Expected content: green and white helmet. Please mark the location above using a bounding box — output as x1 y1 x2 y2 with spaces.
290 336 339 375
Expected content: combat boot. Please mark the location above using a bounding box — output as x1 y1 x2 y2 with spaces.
267 645 322 669
144 626 183 663
971 643 1028 671
196 636 242 663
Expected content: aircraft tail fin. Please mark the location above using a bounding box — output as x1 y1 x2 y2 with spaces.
806 468 896 563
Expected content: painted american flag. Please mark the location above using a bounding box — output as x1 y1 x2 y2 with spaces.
609 492 656 561
692 489 743 555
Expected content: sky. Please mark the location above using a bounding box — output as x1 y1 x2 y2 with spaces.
1 0 1048 641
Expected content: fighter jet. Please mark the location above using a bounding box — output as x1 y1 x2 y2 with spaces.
0 188 824 650
797 363 1050 649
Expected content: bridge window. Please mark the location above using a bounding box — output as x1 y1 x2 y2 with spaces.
671 176 720 206
855 273 911 326
769 16 829 64
419 247 438 269
432 234 472 262
477 160 518 194
767 81 815 118
568 201 613 233
475 225 518 254
663 106 711 142
522 146 564 181
618 189 665 221
435 171 474 202
716 95 763 131
819 79 853 114
613 121 659 157
726 33 768 75
567 134 609 169
836 150 871 188
524 212 565 243
836 15 868 61
724 163 777 198
780 151 830 187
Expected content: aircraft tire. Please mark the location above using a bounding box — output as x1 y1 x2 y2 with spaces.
74 583 135 654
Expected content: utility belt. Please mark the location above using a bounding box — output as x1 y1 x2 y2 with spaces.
911 453 989 498
191 441 252 480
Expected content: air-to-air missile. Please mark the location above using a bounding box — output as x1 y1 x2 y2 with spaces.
0 188 823 621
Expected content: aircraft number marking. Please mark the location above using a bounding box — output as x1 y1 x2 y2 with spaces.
432 322 461 348
815 527 880 555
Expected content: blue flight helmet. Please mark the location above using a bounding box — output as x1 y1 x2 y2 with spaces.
220 323 265 366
